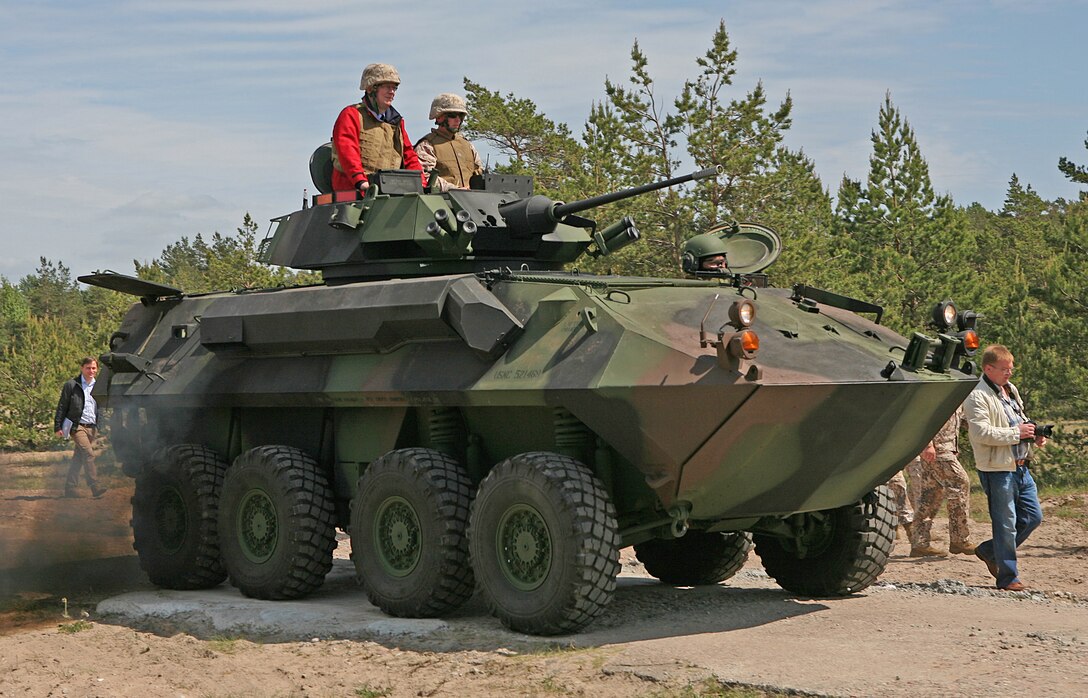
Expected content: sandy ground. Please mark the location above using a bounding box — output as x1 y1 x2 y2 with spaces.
1 460 1086 697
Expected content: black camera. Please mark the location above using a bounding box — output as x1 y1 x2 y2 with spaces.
1022 420 1055 441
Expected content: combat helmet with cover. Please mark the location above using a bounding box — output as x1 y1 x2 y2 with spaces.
360 63 401 92
429 93 468 120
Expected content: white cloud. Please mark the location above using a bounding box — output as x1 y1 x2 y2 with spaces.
1 0 1085 282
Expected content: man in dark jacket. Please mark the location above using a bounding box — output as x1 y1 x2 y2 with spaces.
53 357 106 498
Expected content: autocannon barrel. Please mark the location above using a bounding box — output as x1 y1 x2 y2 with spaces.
552 166 721 219
498 166 721 236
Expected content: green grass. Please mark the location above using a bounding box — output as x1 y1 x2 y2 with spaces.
649 678 786 697
0 462 57 490
537 676 567 694
527 642 581 655
57 620 92 633
0 452 126 491
353 686 391 698
207 636 244 654
1047 495 1088 530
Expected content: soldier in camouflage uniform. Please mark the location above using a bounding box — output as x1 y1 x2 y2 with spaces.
908 409 975 557
415 93 483 192
886 470 914 540
905 453 924 512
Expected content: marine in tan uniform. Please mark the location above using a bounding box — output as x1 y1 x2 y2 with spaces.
886 470 914 540
415 93 483 192
908 409 975 557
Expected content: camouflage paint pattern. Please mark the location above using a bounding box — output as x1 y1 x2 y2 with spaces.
95 274 977 544
88 170 980 546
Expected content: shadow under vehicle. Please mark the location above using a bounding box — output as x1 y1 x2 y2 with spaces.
80 155 981 635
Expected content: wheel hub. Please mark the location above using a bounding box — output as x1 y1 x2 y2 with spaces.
238 489 278 563
155 487 187 554
497 504 551 591
786 511 834 558
375 496 420 577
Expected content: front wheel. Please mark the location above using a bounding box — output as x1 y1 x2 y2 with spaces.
468 452 620 636
753 485 895 596
131 444 228 589
218 446 336 600
635 531 753 586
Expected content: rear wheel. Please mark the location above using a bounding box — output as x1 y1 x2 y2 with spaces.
218 446 336 600
635 531 753 585
468 452 620 635
131 444 228 589
753 486 895 596
351 448 475 617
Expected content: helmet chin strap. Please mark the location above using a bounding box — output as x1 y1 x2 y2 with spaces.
364 91 383 114
439 115 463 133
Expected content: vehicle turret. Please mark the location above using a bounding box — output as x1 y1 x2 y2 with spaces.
257 158 719 283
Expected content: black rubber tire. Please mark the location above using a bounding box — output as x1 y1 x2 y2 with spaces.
131 444 228 590
217 445 336 600
468 452 620 636
634 531 753 585
753 485 896 596
351 448 475 617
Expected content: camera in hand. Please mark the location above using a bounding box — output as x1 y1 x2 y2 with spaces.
1021 420 1055 441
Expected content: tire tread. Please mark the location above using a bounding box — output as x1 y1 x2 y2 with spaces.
470 451 620 635
131 444 228 589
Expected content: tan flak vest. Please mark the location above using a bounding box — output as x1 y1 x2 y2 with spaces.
419 130 477 188
331 104 404 177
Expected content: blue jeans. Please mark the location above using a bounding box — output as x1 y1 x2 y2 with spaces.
977 466 1043 588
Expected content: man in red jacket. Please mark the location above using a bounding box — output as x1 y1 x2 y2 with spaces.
331 63 423 194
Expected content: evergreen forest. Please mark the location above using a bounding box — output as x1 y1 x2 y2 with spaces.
2 22 1085 483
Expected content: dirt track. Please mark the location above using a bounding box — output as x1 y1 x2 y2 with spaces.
2 467 1086 697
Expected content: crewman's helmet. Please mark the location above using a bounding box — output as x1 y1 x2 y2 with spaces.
429 93 469 120
681 226 736 275
360 63 401 92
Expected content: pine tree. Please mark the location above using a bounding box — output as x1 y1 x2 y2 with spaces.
18 258 83 326
675 21 794 227
832 93 973 332
0 278 31 348
585 40 686 276
0 315 84 448
462 79 589 200
1025 196 1088 416
587 21 815 276
1057 130 1088 188
460 22 829 279
135 214 318 294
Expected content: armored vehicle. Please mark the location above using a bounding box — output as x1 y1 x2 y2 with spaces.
82 158 981 635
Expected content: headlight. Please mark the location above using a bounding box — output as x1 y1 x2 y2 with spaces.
729 299 756 328
932 300 957 331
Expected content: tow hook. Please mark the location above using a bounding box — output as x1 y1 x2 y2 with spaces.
669 502 691 538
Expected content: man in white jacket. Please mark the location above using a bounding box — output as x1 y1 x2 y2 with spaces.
963 345 1046 591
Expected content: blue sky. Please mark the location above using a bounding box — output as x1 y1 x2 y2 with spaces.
1 0 1084 283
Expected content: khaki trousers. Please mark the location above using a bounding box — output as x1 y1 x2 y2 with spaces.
66 425 99 491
